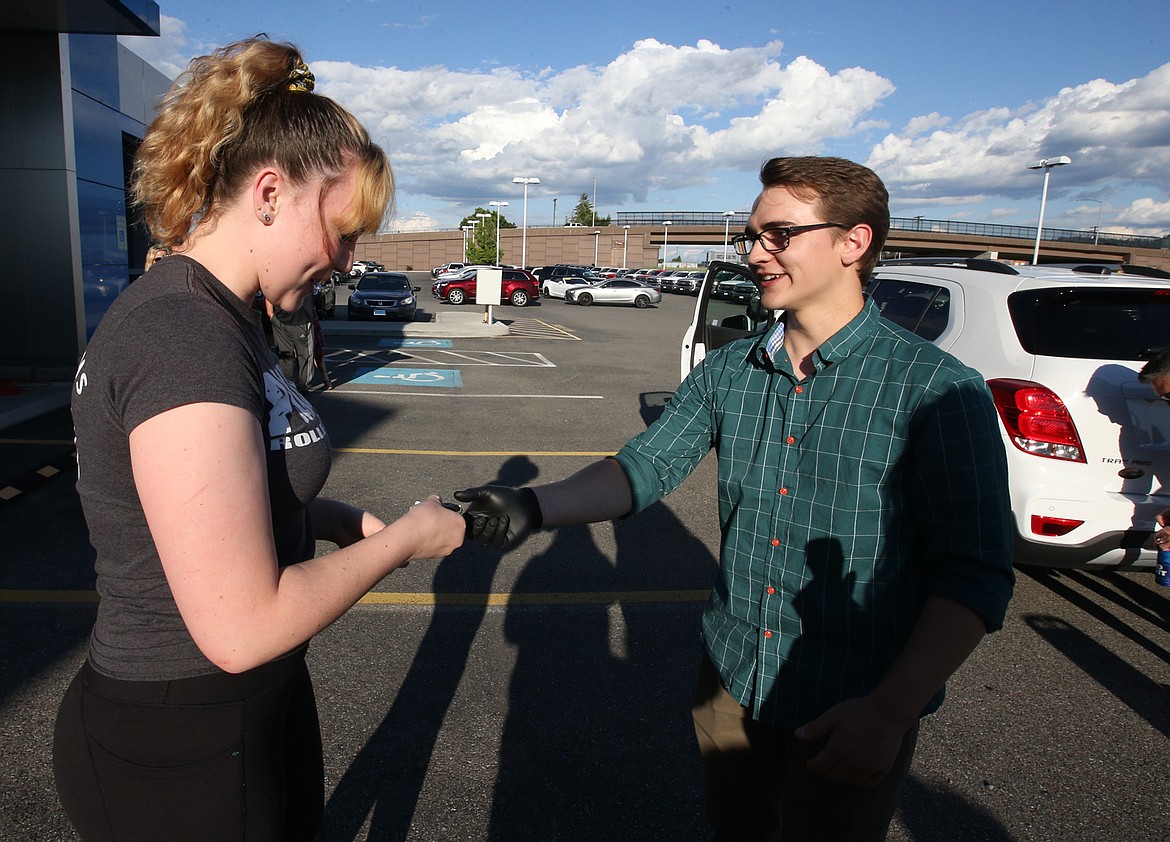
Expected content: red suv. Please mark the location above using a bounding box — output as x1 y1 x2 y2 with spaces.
431 268 540 307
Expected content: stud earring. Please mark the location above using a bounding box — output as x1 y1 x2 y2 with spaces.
263 213 272 223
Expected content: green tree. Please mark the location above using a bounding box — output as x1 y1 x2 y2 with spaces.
566 193 611 227
459 207 516 264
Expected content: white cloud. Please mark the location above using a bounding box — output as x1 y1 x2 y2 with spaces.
316 39 895 209
987 207 1021 220
118 15 200 80
868 62 1170 230
116 19 1170 234
388 210 441 233
903 113 951 136
1119 196 1170 228
685 58 895 169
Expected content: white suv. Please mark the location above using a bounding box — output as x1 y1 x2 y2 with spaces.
683 258 1170 569
431 261 466 277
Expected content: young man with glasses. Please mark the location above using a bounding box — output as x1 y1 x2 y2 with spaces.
455 156 1015 840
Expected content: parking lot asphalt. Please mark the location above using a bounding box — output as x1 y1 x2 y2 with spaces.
2 290 1169 841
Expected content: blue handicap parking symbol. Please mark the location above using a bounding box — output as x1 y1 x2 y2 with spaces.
351 366 463 388
376 338 454 348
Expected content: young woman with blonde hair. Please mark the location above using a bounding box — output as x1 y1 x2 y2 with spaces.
53 37 465 841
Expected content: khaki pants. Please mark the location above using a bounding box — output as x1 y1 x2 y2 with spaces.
691 655 918 842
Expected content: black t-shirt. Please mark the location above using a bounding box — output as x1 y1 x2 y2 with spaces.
72 256 332 680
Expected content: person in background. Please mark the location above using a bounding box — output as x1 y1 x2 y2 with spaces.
268 294 331 394
54 37 464 841
455 157 1016 841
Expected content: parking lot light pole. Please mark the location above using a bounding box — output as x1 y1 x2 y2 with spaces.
474 212 491 259
512 176 540 268
661 221 672 269
461 224 475 262
722 210 736 261
1076 196 1103 245
592 231 600 266
622 225 630 268
489 201 508 265
1028 156 1072 264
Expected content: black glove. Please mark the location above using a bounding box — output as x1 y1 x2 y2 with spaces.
453 485 544 550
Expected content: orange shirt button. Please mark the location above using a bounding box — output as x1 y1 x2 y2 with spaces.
779 487 789 496
770 538 781 547
766 586 776 595
764 630 774 639
786 436 796 444
794 385 804 394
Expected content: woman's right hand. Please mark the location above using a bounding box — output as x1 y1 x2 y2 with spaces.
387 495 466 564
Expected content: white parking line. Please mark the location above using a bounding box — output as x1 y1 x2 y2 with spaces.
499 318 581 340
326 348 554 367
432 350 555 367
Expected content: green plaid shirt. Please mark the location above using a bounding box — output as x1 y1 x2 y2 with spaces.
614 299 1014 727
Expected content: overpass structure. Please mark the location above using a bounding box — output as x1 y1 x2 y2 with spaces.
356 213 1170 273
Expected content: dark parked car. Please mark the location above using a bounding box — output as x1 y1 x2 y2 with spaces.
659 270 697 293
432 268 540 306
532 264 590 284
710 268 751 301
629 269 662 288
346 271 419 321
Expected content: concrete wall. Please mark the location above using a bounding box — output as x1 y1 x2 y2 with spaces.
355 224 1170 274
356 225 665 272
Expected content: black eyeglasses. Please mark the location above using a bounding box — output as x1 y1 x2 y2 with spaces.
730 222 846 257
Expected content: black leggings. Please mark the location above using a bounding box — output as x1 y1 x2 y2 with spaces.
53 650 324 842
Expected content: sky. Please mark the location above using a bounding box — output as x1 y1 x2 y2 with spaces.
119 0 1170 242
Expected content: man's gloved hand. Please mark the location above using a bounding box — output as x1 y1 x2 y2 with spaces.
453 485 544 550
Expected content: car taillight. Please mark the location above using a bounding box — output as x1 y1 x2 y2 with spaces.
987 378 1085 462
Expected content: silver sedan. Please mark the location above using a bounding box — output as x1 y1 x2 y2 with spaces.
564 279 662 308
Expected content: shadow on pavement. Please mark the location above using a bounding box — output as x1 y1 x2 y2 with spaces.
324 453 719 840
486 488 719 839
896 774 1015 841
324 456 536 840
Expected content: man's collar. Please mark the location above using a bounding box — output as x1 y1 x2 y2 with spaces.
755 300 879 372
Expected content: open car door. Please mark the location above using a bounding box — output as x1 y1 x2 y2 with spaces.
679 261 774 381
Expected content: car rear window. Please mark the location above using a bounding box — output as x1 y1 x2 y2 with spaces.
1008 287 1170 360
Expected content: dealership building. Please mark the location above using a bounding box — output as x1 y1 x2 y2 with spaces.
1 1 168 382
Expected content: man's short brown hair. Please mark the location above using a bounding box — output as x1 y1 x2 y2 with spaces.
758 156 889 280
